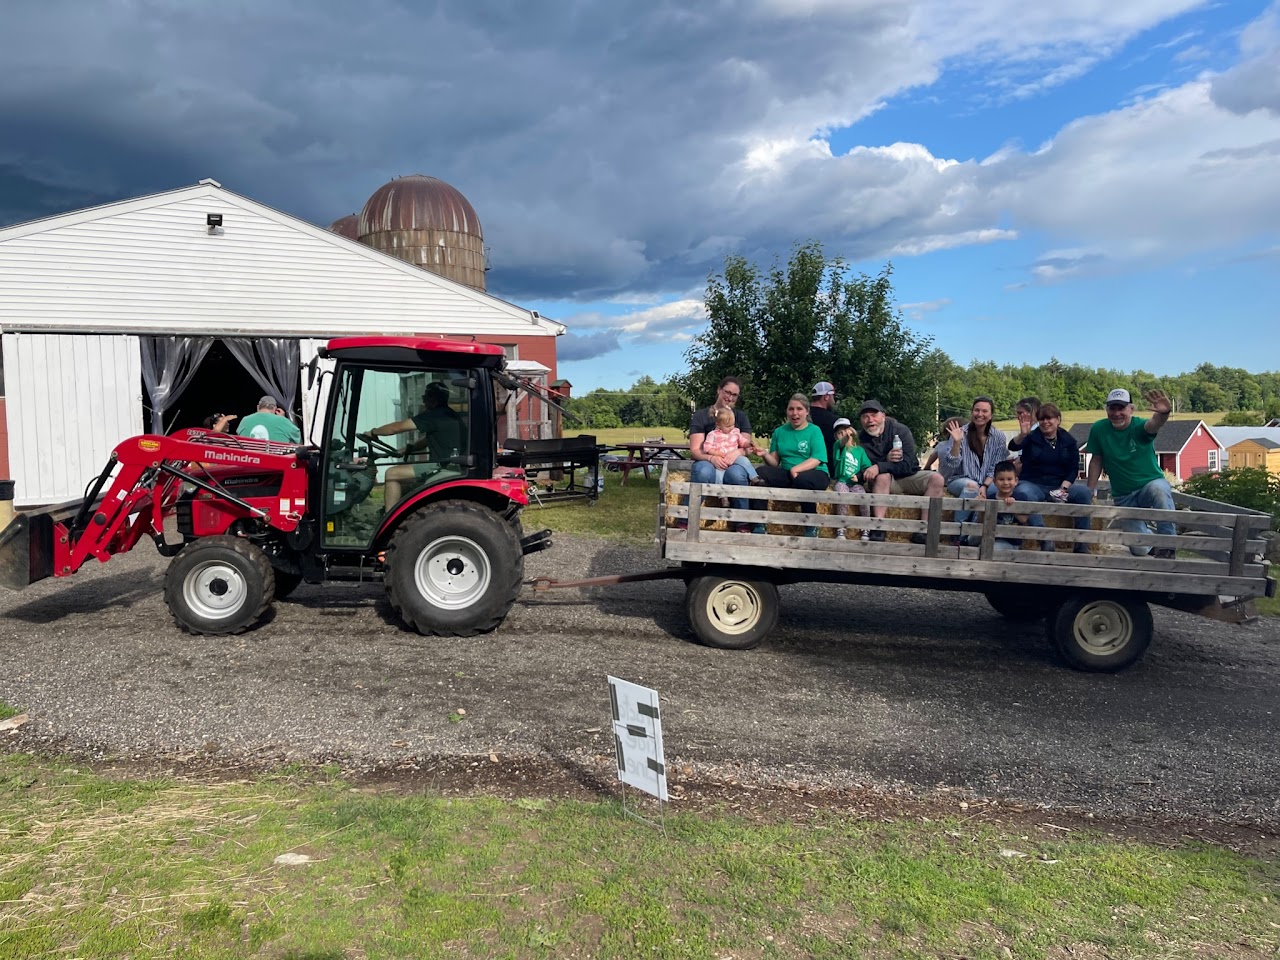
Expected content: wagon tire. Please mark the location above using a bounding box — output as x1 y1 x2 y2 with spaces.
385 500 523 637
1048 595 1153 672
164 536 274 636
685 575 779 650
984 587 1048 622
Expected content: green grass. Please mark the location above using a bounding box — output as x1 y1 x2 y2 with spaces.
0 755 1276 959
530 474 666 541
1256 593 1280 617
0 699 20 721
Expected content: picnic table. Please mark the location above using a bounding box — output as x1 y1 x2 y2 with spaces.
606 440 691 485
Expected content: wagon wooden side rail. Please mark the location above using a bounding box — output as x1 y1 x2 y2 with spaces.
657 464 1275 672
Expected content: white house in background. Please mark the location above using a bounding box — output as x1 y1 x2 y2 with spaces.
0 179 563 506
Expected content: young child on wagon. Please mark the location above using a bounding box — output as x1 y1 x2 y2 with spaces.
991 459 1033 552
830 417 873 540
701 406 761 484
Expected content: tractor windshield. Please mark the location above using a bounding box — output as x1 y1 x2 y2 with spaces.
322 365 475 549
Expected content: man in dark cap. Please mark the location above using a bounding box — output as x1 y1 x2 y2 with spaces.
857 399 944 541
236 395 301 444
370 382 467 504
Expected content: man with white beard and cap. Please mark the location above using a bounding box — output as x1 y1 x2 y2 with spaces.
857 399 945 542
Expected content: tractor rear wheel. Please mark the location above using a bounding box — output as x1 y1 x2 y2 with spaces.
385 501 523 637
165 536 274 636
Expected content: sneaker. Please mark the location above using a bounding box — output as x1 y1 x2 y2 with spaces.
804 527 819 538
734 523 753 534
749 476 767 487
719 497 730 508
674 519 688 530
909 532 927 545
835 529 847 540
860 530 871 541
752 524 768 535
868 530 887 542
1152 548 1176 561
1073 543 1090 554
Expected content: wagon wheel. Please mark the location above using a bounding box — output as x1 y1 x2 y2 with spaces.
685 575 779 650
1047 595 1153 672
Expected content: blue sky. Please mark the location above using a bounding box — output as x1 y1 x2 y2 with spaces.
1 1 1277 390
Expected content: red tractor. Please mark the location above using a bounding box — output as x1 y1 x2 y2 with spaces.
0 337 550 636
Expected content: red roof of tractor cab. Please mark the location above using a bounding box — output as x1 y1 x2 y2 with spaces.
326 336 504 357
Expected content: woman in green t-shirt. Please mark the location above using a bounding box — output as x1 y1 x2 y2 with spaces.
751 393 831 535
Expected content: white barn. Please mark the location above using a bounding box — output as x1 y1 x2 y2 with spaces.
0 179 563 506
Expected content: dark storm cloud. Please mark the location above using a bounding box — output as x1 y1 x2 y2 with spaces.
0 0 1247 306
557 330 622 362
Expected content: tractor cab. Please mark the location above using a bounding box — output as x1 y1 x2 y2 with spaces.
315 337 508 552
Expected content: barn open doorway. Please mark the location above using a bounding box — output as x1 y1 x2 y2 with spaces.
163 339 301 433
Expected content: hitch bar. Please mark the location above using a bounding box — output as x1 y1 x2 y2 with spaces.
527 568 691 591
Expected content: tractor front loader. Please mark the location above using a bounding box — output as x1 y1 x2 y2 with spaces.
0 337 548 638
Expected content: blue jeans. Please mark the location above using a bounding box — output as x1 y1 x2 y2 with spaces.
947 476 996 526
1013 480 1093 530
708 455 759 484
1113 478 1176 556
690 458 751 511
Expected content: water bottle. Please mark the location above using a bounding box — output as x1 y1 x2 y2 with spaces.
892 434 903 456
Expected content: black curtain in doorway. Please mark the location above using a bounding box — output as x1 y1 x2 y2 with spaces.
224 338 300 416
140 336 214 433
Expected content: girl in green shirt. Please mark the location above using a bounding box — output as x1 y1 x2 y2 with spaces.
830 417 872 540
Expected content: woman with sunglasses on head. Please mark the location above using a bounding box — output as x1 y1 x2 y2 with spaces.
1008 402 1093 553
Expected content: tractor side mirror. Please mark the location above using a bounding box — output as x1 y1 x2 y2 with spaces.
306 354 320 389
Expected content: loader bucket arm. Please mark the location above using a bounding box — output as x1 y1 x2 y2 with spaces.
0 430 308 590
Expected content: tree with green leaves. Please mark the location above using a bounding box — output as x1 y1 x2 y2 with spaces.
683 243 936 441
1182 467 1280 531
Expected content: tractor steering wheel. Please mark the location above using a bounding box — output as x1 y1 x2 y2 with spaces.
356 432 402 457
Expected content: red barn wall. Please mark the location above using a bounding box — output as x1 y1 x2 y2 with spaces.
1177 424 1220 479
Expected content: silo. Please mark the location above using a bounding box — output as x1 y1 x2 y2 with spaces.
358 174 486 291
327 214 359 240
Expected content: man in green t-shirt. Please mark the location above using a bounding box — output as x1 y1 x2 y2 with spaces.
236 395 302 444
1086 387 1175 558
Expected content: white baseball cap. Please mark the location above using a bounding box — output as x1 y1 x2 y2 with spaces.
833 417 852 429
812 381 836 397
1106 388 1131 406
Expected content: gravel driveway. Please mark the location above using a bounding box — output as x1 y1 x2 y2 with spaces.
2 533 1277 828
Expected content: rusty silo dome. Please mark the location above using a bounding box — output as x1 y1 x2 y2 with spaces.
327 214 359 240
358 174 487 291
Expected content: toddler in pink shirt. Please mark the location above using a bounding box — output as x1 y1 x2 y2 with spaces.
702 406 760 483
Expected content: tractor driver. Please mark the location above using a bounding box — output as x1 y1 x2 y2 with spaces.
367 382 465 505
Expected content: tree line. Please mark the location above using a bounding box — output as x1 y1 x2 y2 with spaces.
563 242 1280 442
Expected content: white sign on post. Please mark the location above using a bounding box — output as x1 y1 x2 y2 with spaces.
607 676 667 801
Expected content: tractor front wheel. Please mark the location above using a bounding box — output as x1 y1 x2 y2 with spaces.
385 501 523 637
164 536 275 636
